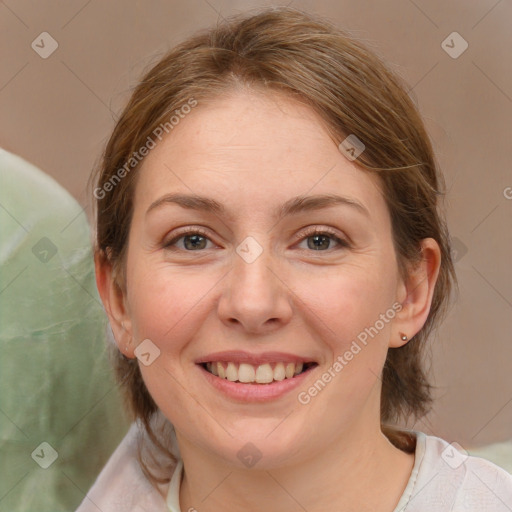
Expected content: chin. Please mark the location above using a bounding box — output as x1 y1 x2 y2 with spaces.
206 420 311 470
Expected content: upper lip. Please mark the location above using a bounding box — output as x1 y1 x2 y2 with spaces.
195 350 317 366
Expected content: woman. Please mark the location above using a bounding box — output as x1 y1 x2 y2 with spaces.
79 6 512 511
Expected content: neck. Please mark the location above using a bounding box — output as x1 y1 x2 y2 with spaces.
176 423 415 512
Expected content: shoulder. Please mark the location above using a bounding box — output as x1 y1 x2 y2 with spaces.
75 422 178 512
404 431 512 511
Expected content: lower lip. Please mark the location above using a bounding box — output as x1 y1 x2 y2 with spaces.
198 364 316 402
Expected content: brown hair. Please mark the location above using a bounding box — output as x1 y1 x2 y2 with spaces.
93 6 456 481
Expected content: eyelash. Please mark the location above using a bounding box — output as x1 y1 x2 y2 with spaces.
163 226 350 253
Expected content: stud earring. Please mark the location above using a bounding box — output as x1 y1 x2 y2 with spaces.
400 333 408 341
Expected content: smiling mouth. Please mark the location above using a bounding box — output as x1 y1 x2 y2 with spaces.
200 361 318 384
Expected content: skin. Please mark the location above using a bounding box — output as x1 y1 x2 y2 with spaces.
96 87 441 512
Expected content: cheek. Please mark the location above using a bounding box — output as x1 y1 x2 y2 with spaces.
293 265 397 429
126 262 215 350
296 262 397 348
125 267 212 412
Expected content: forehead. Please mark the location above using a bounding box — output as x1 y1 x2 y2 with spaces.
133 88 385 217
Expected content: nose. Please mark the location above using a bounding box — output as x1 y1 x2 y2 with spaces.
217 245 293 334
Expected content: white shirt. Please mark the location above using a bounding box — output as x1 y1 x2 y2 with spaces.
76 423 512 511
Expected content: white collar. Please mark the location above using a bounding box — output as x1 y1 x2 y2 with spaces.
166 459 184 512
77 427 512 511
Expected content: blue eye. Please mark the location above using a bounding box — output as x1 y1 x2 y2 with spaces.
304 234 337 250
163 229 213 251
297 230 349 251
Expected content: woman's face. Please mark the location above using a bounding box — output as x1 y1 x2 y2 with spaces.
119 89 410 467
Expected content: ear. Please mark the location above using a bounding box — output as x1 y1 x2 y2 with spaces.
390 238 441 348
94 252 135 358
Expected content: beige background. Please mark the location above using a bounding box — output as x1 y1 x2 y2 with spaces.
1 0 511 448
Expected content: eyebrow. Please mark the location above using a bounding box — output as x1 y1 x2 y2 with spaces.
146 192 370 220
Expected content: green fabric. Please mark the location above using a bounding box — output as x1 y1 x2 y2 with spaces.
0 149 130 511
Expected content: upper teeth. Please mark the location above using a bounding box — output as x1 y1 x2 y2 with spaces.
206 361 304 384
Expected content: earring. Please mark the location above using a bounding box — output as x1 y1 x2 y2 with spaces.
400 333 408 341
